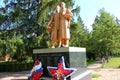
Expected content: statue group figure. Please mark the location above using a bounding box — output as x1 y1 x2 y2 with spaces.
46 2 73 48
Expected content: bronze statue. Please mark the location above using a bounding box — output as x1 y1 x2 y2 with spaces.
58 2 73 47
47 2 73 48
46 5 60 48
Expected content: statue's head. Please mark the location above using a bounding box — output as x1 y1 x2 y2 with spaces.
61 2 66 9
56 5 60 13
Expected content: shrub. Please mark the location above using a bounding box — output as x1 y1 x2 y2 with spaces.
0 61 33 72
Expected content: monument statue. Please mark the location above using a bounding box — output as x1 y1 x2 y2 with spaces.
58 2 73 47
47 2 73 48
33 2 90 80
46 5 60 48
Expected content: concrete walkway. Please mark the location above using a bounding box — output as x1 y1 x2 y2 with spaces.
87 61 120 80
87 61 101 69
91 69 120 80
0 71 30 80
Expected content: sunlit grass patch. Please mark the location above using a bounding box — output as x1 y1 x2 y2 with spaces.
92 73 101 78
105 56 120 68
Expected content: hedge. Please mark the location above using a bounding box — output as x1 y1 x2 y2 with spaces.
0 61 33 72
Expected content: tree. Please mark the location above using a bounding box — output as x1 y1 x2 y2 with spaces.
70 21 89 47
91 9 120 60
0 0 79 60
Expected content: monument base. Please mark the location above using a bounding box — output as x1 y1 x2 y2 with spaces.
40 70 91 80
33 47 92 80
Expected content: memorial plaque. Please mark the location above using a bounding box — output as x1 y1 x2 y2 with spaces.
33 47 91 80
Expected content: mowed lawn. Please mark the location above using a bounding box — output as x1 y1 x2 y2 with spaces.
105 56 120 68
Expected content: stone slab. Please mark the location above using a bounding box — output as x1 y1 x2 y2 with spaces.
33 47 91 80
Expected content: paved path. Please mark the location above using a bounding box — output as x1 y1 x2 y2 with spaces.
91 69 120 80
87 61 120 80
0 71 30 80
87 61 101 69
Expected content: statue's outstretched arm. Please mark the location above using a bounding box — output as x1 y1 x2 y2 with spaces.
47 15 54 27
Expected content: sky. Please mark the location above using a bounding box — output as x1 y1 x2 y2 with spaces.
0 0 120 31
0 0 4 6
74 0 120 31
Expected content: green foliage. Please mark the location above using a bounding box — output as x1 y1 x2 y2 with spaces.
70 20 89 47
87 60 95 66
0 14 8 25
0 61 33 72
2 0 120 62
0 0 79 60
89 9 120 60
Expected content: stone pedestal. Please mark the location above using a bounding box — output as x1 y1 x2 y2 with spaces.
33 47 91 80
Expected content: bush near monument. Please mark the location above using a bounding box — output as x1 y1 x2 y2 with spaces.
0 61 33 72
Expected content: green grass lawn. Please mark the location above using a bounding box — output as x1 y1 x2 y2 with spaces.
105 56 120 68
92 73 101 78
